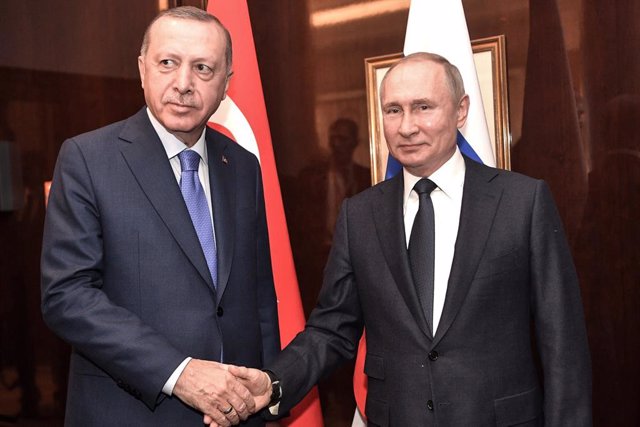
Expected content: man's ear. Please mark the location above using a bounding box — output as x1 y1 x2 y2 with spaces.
456 94 470 129
138 56 145 90
222 71 233 100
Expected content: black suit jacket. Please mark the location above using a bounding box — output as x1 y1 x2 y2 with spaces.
41 108 280 426
269 156 591 426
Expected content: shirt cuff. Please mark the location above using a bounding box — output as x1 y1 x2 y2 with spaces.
268 402 281 416
162 357 192 396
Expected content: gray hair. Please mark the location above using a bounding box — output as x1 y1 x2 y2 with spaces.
140 6 232 75
381 52 466 103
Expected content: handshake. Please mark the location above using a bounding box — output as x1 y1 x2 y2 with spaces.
172 358 277 427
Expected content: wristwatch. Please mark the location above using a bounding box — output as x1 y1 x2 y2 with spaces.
263 370 282 407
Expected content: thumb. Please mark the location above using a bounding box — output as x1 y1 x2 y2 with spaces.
228 364 250 379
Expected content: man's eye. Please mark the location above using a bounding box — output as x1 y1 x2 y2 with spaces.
195 64 213 74
159 59 178 71
384 107 401 115
418 104 430 111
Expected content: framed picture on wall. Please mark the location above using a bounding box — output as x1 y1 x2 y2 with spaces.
364 35 511 184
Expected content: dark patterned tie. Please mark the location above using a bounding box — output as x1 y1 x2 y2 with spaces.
178 149 217 288
408 178 438 336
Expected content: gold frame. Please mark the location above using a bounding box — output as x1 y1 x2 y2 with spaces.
364 35 511 184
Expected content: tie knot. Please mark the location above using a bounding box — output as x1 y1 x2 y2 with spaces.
178 149 201 172
413 178 437 195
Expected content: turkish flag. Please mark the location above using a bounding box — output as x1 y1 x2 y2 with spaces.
206 2 324 426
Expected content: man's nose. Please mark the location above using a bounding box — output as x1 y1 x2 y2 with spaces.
174 66 194 94
398 112 418 137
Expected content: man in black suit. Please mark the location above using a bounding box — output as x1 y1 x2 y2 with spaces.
41 7 279 426
228 52 591 426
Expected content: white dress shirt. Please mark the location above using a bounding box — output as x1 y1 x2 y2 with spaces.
146 109 215 396
403 147 465 334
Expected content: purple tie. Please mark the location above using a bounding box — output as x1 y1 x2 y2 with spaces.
178 149 217 288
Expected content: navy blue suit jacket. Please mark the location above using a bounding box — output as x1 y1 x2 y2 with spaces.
41 108 280 426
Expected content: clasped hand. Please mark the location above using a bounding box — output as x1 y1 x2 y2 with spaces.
172 359 272 427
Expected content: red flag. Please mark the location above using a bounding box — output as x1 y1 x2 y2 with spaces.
352 333 367 425
205 2 323 426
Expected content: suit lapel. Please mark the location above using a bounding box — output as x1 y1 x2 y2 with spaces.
117 109 216 291
432 157 501 346
373 174 431 339
205 129 235 304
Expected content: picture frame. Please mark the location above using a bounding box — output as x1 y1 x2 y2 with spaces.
364 35 511 184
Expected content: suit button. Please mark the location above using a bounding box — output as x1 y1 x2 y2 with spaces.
427 400 434 411
217 306 224 317
428 351 438 361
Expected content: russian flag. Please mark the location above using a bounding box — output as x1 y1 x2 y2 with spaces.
353 1 495 425
403 0 494 168
205 2 324 426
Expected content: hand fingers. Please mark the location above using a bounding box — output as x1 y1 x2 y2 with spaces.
206 408 232 427
204 407 242 427
222 405 242 425
228 366 265 393
228 365 261 383
227 364 248 379
199 368 255 417
223 393 252 420
224 377 256 417
230 400 249 420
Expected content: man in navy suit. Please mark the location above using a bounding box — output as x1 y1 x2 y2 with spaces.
229 52 591 426
41 6 279 426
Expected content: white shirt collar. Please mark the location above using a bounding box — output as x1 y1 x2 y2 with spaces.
403 146 466 209
146 108 208 162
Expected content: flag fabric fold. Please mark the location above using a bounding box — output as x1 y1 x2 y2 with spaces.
205 2 323 426
353 1 495 425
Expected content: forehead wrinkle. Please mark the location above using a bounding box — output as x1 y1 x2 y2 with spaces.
148 18 223 54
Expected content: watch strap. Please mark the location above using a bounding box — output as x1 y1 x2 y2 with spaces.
263 370 282 406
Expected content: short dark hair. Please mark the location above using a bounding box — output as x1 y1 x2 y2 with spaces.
380 52 466 103
140 6 232 75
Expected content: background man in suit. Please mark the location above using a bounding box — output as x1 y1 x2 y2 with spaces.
41 7 279 426
291 117 371 316
290 118 371 422
228 52 592 426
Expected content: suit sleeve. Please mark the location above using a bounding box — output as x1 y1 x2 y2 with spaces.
267 198 364 412
529 180 592 426
253 160 281 364
41 139 185 410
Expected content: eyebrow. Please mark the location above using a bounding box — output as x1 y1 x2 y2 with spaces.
153 49 217 62
410 98 432 104
382 98 432 109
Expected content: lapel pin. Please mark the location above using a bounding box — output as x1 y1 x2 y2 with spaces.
222 155 228 164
